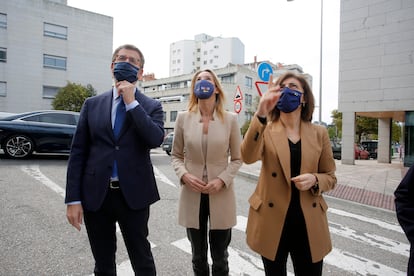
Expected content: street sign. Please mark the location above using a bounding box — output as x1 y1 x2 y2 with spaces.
234 85 243 101
255 81 268 97
257 62 273 82
234 100 242 114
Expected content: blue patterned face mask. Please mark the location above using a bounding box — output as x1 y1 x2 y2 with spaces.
194 80 215 99
113 62 139 83
276 87 303 113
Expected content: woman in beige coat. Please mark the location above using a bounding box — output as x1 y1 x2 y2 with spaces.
171 69 242 276
241 72 336 276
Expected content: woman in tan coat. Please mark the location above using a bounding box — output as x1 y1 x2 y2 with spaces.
171 69 242 275
241 72 336 276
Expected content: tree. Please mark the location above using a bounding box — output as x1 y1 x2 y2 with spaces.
52 82 96 112
356 116 378 142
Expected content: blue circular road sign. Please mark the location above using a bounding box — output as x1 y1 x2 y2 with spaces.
257 62 273 82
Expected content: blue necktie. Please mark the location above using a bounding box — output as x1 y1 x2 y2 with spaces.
113 96 126 138
112 96 126 179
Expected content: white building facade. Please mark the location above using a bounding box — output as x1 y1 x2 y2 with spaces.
0 0 113 113
338 0 414 167
169 33 245 77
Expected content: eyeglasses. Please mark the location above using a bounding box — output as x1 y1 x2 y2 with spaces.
115 55 141 66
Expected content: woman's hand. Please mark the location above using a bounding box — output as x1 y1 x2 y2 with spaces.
182 173 207 192
256 74 283 117
203 178 225 194
291 173 318 191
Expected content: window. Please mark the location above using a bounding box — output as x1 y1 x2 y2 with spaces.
43 86 60 98
0 48 6 62
44 23 67 39
43 54 67 70
245 94 253 106
23 113 77 125
0 81 6 96
221 74 234 84
163 111 166 122
0 13 6 29
245 76 253 89
170 111 177 122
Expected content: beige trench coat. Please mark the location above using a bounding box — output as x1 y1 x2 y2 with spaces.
241 116 337 262
171 110 242 229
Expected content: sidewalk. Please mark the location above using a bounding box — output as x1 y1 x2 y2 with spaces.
238 157 406 211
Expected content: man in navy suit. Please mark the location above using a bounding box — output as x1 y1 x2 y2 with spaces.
395 164 414 276
65 44 164 275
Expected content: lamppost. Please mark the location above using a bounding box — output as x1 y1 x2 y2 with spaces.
288 0 323 123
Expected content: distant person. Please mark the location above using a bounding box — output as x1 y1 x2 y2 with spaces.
395 164 414 276
65 44 164 275
171 69 242 275
241 72 337 276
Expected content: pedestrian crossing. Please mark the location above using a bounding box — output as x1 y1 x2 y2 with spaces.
112 210 408 276
20 164 409 275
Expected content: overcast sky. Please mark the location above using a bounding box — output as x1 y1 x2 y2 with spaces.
67 0 340 123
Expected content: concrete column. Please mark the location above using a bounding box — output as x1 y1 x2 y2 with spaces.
342 111 356 165
378 118 392 163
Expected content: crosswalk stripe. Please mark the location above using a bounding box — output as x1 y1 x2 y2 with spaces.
325 248 405 275
329 221 409 256
329 208 403 233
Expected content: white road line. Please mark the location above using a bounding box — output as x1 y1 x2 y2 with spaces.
153 166 177 187
325 248 405 275
21 164 65 198
329 221 409 256
329 208 403 233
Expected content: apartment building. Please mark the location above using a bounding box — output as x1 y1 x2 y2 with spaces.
0 0 113 113
169 33 245 77
338 0 414 167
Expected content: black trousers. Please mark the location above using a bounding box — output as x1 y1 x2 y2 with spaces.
83 189 156 276
186 193 231 276
262 208 323 276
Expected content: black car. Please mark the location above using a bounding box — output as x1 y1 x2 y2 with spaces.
0 110 79 158
162 133 174 155
331 140 341 160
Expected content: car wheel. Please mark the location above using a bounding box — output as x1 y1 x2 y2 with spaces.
166 150 171 156
3 135 34 158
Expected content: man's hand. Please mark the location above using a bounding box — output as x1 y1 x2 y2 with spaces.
116 80 136 104
66 204 83 231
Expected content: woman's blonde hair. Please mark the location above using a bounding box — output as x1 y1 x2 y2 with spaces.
188 69 226 122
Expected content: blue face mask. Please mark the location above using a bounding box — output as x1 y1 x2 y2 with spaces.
113 62 139 83
276 87 303 113
194 80 215 99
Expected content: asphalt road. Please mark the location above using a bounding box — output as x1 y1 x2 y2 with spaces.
0 150 408 275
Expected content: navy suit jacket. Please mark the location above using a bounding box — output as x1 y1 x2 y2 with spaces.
395 165 414 243
65 89 164 211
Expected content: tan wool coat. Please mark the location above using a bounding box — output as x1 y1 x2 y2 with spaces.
241 116 337 262
171 110 242 229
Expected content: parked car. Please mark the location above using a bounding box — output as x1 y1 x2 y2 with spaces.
355 144 370 160
331 140 341 160
0 110 79 158
162 132 174 155
361 140 378 159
